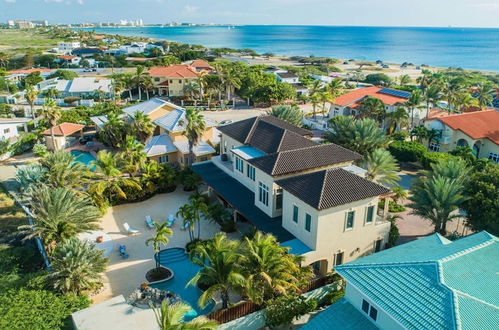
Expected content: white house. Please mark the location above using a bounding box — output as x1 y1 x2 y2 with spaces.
58 41 81 54
0 117 30 141
119 42 147 54
276 72 300 84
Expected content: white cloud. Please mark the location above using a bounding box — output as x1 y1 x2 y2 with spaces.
4 0 17 3
184 5 200 13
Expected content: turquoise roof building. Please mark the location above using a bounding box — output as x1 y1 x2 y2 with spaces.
302 231 499 330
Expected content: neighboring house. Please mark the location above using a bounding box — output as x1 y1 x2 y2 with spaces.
329 86 411 118
148 65 202 97
423 110 499 162
276 72 300 84
43 123 84 150
303 231 499 330
57 41 81 54
0 117 30 141
91 98 216 165
264 66 287 74
183 59 213 72
119 42 147 54
291 83 309 96
39 77 113 100
192 116 393 275
72 48 104 58
5 68 54 84
56 55 81 65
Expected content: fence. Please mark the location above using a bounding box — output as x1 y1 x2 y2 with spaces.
207 275 334 324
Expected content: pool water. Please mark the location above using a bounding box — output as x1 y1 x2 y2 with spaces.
150 249 215 320
70 150 96 170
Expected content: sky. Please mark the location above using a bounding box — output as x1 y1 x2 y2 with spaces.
2 0 499 28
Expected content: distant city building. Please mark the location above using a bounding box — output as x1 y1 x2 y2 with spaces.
7 20 15 27
31 20 49 27
15 20 35 29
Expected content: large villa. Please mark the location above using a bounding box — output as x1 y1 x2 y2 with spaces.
193 115 394 275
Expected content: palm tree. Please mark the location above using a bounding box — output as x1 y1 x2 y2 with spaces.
358 96 386 125
195 71 208 101
391 186 408 204
408 176 468 234
89 150 142 203
318 90 332 117
267 105 303 126
309 93 320 119
19 186 101 253
441 78 463 113
181 108 206 165
410 125 427 143
142 75 154 100
118 136 147 176
0 52 11 68
146 222 173 269
326 116 387 155
134 66 148 100
47 237 107 294
100 110 126 148
239 232 303 305
40 151 93 189
112 78 125 104
386 106 409 134
326 78 344 100
398 74 411 86
188 233 245 309
475 83 494 110
43 88 60 99
176 203 196 242
40 98 61 149
189 193 209 240
454 92 478 112
215 62 242 101
183 82 201 101
129 111 155 143
423 84 442 118
122 74 134 100
153 301 218 330
404 90 423 129
425 128 441 149
25 85 39 118
362 148 400 186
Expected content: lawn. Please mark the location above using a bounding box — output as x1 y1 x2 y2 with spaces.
0 29 58 54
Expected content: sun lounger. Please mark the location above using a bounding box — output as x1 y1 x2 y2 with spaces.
124 222 140 235
181 221 190 231
145 216 154 229
166 214 175 227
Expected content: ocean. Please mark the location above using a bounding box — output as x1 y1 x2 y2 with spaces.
82 25 499 72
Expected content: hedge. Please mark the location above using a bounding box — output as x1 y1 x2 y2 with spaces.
420 152 459 170
388 141 426 162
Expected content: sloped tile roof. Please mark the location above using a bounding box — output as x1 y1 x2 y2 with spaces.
154 109 215 132
336 231 499 330
148 65 199 78
42 122 84 136
438 110 499 145
122 98 169 116
276 168 390 210
249 143 362 176
334 86 409 106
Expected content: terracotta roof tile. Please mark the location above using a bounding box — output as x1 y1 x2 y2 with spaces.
438 110 499 145
334 86 409 107
148 65 199 78
42 123 85 136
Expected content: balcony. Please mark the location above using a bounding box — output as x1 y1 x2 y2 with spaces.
212 155 233 174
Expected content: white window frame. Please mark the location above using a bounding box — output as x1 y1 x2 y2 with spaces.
345 210 355 230
258 182 269 207
429 142 440 152
235 157 244 173
158 155 169 164
488 152 499 163
305 213 312 232
292 205 299 223
365 205 375 224
247 164 255 181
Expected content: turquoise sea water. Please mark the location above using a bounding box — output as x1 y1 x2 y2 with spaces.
82 25 499 71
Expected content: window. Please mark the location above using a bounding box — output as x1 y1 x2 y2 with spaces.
169 80 173 83
247 164 255 181
369 306 378 321
4 128 10 134
375 239 383 253
366 206 375 224
293 205 299 223
275 189 283 210
158 155 168 164
429 142 440 152
223 141 227 153
154 77 160 82
200 156 208 161
346 211 355 230
305 213 311 232
235 157 243 173
334 252 344 266
488 152 499 163
178 80 181 84
258 182 269 206
362 300 370 313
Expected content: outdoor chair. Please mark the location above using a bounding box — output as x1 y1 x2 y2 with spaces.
166 214 175 227
124 222 140 235
181 221 190 231
145 216 154 229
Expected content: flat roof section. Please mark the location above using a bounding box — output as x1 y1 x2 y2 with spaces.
231 145 266 160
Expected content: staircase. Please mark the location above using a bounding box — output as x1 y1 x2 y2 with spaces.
155 248 188 266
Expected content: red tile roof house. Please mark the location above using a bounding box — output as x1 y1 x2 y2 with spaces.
148 64 208 97
423 110 499 161
43 122 85 151
329 86 411 119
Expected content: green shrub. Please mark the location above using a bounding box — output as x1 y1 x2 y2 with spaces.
32 143 48 157
264 295 318 327
11 133 38 155
378 199 406 213
0 288 89 330
320 288 345 306
390 131 409 141
388 141 426 162
420 152 458 170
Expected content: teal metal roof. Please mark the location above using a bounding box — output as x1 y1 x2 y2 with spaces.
301 298 379 330
336 232 499 330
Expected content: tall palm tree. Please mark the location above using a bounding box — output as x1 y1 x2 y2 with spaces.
454 92 478 112
112 78 125 104
441 78 463 113
118 136 147 176
122 74 134 100
475 83 494 110
408 176 468 234
181 108 206 165
326 78 344 100
100 110 126 148
146 222 173 269
153 301 218 330
40 150 93 189
142 75 154 100
19 186 101 254
195 71 208 101
129 111 155 143
362 148 400 186
176 203 196 242
386 106 409 134
40 98 61 149
358 97 386 125
47 237 107 294
318 90 332 118
404 90 423 129
215 62 242 101
425 128 441 149
309 93 320 119
410 125 427 143
25 85 39 118
239 232 303 305
89 150 142 202
188 233 245 309
183 81 201 101
398 74 411 86
423 84 442 118
134 66 148 100
189 193 209 240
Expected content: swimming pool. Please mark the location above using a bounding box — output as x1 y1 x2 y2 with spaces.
70 150 96 170
150 248 215 320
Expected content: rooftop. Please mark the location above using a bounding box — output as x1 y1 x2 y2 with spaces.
173 140 215 156
276 168 390 210
153 108 214 132
231 145 266 160
276 72 298 79
334 86 410 107
122 98 180 117
437 110 499 145
336 231 499 330
248 143 362 176
148 65 199 78
42 122 84 136
144 134 177 157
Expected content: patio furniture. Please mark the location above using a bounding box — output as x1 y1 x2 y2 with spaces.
124 222 140 235
166 214 175 228
145 215 155 229
118 245 129 259
180 221 190 231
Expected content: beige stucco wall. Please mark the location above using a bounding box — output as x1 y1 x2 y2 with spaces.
282 190 390 269
167 127 214 143
44 135 67 151
148 151 178 164
152 77 196 97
